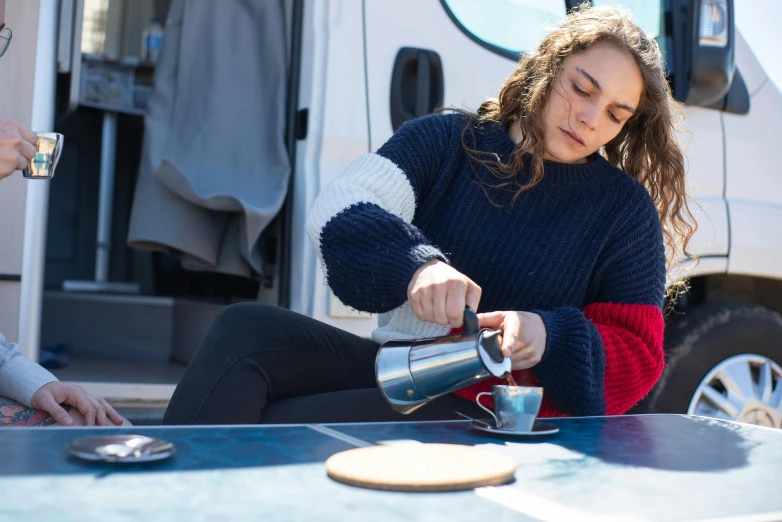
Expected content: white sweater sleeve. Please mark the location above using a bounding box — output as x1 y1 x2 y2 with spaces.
0 333 58 407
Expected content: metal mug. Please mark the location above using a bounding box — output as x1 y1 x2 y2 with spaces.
22 132 64 180
476 385 544 432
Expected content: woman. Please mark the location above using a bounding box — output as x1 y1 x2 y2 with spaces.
163 4 696 425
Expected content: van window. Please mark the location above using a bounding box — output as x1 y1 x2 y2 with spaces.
441 0 568 59
591 0 662 39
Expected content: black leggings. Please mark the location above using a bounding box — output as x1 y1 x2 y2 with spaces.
163 303 486 425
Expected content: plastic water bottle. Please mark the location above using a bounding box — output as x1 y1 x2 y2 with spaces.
142 17 164 64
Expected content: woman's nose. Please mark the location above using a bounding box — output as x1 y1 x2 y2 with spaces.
577 106 600 130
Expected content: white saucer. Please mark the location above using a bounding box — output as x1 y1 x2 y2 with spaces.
470 420 559 437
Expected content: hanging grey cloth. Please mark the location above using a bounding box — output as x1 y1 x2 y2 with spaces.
127 0 290 278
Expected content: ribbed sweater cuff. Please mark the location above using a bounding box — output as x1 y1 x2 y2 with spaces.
532 307 605 415
392 243 449 301
408 243 448 267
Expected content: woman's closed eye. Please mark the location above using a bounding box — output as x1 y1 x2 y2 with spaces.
572 82 589 97
572 82 622 124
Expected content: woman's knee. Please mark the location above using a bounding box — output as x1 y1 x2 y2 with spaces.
196 303 297 359
211 303 295 335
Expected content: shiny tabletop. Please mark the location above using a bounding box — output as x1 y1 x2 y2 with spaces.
1 414 781 522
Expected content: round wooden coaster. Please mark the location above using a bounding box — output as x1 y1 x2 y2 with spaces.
325 443 517 492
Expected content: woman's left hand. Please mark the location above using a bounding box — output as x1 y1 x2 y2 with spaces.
477 311 547 370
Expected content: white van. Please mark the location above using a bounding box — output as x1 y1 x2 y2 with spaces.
2 0 779 427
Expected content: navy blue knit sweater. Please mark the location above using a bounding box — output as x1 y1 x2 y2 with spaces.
306 113 667 416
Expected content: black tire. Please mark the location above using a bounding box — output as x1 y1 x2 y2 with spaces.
637 303 782 415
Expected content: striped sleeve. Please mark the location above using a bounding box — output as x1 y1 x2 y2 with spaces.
0 334 58 407
531 187 667 416
305 114 458 313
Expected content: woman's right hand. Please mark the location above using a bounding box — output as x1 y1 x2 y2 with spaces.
407 259 482 328
0 120 37 180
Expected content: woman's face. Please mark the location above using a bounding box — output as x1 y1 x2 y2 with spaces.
541 42 644 164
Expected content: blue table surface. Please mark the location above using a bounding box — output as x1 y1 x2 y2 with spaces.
1 414 781 522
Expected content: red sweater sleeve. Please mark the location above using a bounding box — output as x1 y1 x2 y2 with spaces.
582 302 664 415
453 302 664 417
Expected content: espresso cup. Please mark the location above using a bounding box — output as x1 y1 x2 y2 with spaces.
22 132 64 180
476 385 544 432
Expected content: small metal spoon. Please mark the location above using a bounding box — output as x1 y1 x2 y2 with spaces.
454 410 495 429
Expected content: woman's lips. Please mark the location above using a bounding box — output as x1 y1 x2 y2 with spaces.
560 128 585 147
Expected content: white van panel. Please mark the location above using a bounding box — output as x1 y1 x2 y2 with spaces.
679 106 729 256
292 0 377 337
724 81 782 204
687 196 730 257
734 31 768 96
723 33 782 280
728 199 782 279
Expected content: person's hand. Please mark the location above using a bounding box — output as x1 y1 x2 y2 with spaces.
407 258 482 328
30 382 131 427
0 119 37 180
478 311 547 370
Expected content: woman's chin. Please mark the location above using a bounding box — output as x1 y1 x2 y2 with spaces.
543 146 583 164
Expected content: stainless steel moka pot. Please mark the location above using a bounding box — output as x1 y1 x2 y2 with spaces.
375 306 512 414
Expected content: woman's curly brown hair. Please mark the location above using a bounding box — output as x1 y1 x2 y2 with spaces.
459 2 697 296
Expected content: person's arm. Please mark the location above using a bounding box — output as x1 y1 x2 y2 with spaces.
531 188 667 416
0 338 131 427
306 114 459 313
0 334 58 407
0 396 60 427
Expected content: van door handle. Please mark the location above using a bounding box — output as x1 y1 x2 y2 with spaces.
415 51 431 118
390 47 444 132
